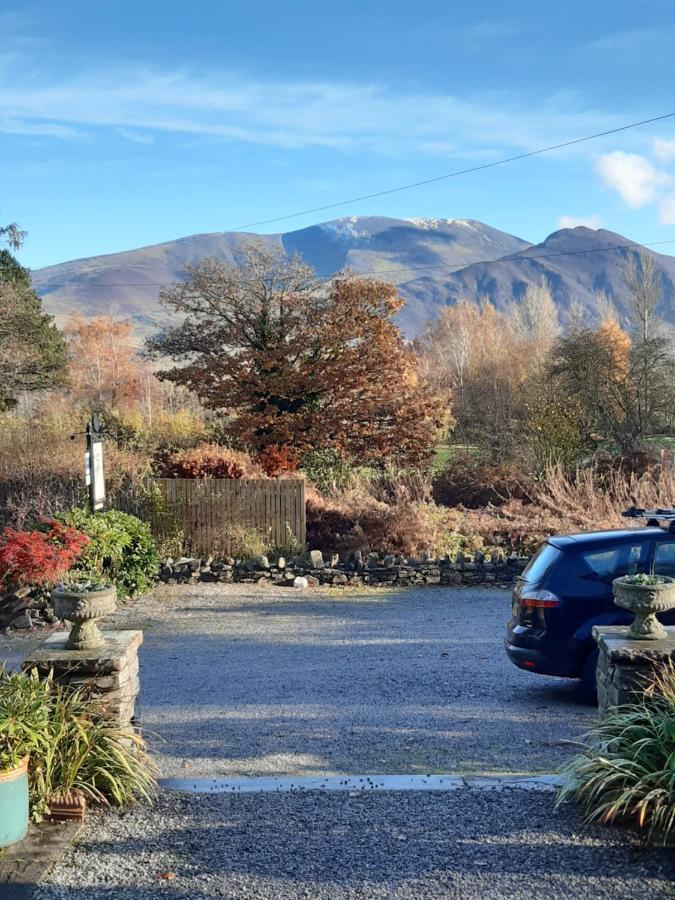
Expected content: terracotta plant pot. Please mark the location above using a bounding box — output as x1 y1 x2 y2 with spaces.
52 585 117 650
48 791 87 821
613 575 675 640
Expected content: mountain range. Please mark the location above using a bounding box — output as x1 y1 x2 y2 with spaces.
32 216 675 337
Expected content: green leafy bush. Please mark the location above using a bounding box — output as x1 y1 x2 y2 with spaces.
619 573 669 586
0 667 156 821
557 665 675 844
59 508 159 599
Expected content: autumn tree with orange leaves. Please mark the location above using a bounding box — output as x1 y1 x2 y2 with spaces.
147 244 444 466
65 314 145 412
550 316 645 453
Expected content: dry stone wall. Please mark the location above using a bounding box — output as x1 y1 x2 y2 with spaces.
159 549 528 588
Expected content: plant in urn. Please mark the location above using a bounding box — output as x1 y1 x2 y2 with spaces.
612 573 675 640
52 581 117 650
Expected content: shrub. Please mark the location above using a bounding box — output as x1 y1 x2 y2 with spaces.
258 444 299 477
59 508 159 599
0 519 89 588
224 525 272 560
301 449 354 494
0 667 156 821
305 480 436 557
432 452 534 508
159 443 262 479
0 667 49 771
557 665 675 844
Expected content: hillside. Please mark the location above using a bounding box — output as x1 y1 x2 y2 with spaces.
31 218 675 336
32 217 530 337
439 226 675 324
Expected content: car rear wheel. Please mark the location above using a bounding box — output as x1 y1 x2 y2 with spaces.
578 648 599 704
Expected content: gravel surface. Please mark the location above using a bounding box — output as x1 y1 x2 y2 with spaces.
34 789 675 899
9 584 674 897
105 583 596 778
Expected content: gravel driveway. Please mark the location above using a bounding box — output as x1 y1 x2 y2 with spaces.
108 582 595 778
34 789 675 899
12 583 675 898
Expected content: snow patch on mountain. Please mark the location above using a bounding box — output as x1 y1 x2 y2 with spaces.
319 217 374 241
404 217 480 232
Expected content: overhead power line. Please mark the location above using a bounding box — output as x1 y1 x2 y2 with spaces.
8 109 675 289
227 111 675 231
28 237 675 288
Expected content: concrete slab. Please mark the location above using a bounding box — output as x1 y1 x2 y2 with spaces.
0 822 82 899
159 772 563 794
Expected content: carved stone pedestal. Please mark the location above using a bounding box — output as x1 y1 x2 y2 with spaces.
593 625 675 717
21 630 143 729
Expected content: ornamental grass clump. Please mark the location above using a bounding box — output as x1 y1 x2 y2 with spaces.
557 664 675 843
0 668 156 821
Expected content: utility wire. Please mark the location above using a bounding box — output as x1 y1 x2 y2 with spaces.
27 237 675 287
8 110 675 287
227 111 675 231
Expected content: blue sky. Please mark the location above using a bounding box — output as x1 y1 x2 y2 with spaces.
3 0 675 269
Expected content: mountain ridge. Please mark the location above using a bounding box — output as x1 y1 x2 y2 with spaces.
31 217 675 336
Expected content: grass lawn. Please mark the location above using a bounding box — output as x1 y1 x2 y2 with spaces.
430 442 477 473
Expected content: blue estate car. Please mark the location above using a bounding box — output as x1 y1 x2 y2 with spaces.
505 518 675 698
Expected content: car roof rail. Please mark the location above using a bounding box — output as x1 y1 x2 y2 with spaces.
622 506 675 525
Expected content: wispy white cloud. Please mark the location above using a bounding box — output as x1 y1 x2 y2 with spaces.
0 117 85 139
0 62 618 157
653 138 675 162
595 151 670 207
116 127 155 145
585 28 671 52
557 214 601 229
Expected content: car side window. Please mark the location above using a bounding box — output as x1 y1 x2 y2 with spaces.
579 541 650 583
654 542 675 577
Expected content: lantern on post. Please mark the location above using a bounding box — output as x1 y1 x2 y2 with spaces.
84 413 106 513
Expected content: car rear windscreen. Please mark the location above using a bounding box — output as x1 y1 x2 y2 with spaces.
520 543 562 583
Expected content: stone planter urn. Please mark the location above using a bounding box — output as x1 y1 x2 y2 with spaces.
612 574 675 640
52 584 117 650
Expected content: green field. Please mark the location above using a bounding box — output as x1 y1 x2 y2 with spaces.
430 443 478 473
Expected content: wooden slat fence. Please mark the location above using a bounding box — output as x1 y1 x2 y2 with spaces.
130 478 305 557
0 476 305 557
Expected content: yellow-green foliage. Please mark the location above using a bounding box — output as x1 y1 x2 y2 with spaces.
0 668 156 821
557 665 675 844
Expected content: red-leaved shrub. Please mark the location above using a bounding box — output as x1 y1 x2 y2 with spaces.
161 444 263 479
0 519 90 587
257 445 299 477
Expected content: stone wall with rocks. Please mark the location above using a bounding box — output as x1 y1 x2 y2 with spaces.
159 549 529 589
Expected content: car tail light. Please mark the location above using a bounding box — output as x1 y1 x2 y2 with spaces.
519 589 561 608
